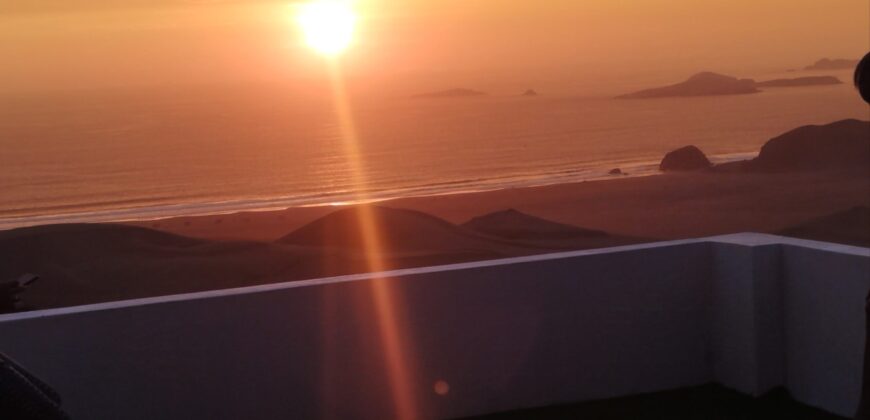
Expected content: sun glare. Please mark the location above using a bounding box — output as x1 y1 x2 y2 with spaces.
296 0 357 56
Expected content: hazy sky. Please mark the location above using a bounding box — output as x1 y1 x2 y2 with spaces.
1 0 867 94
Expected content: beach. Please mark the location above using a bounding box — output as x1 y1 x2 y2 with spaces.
2 164 865 311
4 115 869 311
2 90 867 311
130 169 869 243
1 78 865 226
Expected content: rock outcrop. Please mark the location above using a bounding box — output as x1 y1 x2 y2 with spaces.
746 119 870 171
660 146 712 171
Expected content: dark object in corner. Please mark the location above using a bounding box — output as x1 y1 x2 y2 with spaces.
660 145 712 171
0 353 69 420
0 274 37 314
856 52 870 104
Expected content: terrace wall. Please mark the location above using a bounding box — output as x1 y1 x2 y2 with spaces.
0 234 866 419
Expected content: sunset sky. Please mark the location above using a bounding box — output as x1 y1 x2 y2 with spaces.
1 0 868 94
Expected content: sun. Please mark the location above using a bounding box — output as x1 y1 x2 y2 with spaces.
296 0 357 56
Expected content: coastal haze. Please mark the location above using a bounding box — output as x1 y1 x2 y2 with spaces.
1 80 866 226
0 0 868 310
1 0 868 225
1 3 870 419
1 0 867 93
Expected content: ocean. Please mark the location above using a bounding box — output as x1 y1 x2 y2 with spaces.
1 78 866 229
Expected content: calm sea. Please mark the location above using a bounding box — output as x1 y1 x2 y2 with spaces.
0 78 866 229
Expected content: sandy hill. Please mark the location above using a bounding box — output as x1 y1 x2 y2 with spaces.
462 209 606 240
617 72 759 99
778 206 870 248
277 205 534 256
0 224 329 309
462 209 648 249
279 205 646 254
3 208 647 310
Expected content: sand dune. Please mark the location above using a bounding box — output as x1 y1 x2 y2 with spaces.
10 116 870 311
463 208 607 239
0 224 327 309
279 205 644 256
5 207 642 310
9 197 867 312
8 168 869 311
461 209 648 249
278 205 527 254
277 205 536 272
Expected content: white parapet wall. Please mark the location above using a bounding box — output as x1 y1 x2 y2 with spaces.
0 233 867 419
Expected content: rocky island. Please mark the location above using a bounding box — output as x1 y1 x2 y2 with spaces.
617 72 759 99
756 76 842 88
804 58 859 71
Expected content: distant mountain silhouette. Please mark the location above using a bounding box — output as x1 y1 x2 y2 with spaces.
756 76 842 88
522 89 539 97
804 58 859 71
412 88 487 99
746 119 870 171
778 206 870 248
617 72 759 99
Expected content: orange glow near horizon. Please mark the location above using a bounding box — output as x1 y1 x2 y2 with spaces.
2 0 867 92
324 58 419 420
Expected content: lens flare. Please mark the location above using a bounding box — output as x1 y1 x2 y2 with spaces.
434 380 450 396
322 60 419 419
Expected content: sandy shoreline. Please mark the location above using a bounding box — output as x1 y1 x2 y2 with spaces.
129 169 870 243
0 151 759 231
